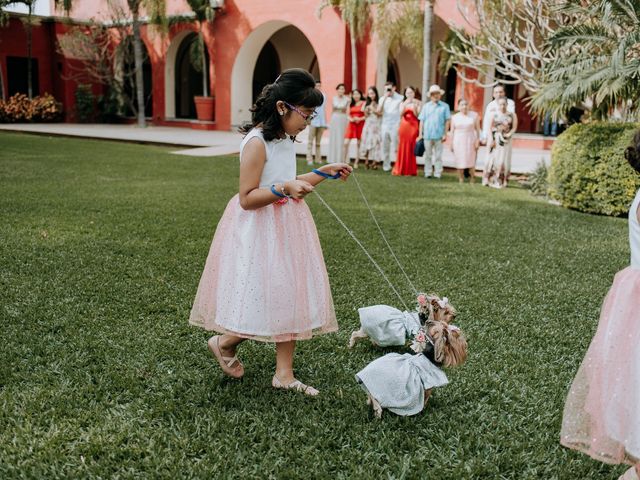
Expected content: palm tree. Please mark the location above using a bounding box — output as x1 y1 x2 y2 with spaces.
532 0 640 121
421 0 433 98
319 0 370 89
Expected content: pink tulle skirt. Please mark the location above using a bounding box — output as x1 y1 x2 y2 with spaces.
561 266 640 465
189 194 338 342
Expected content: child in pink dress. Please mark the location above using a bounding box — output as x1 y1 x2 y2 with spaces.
560 131 640 479
189 68 352 396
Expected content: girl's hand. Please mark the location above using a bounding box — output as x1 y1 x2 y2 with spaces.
284 179 315 199
474 140 480 150
320 163 353 181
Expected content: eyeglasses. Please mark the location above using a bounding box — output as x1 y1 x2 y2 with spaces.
283 101 317 122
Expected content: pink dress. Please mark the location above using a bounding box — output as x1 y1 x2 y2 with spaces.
189 129 338 342
451 112 478 169
560 188 640 466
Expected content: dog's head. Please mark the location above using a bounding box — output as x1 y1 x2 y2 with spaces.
416 293 457 324
427 320 468 368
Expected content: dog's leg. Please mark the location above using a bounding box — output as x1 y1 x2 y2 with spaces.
424 388 433 406
367 393 383 418
348 328 368 348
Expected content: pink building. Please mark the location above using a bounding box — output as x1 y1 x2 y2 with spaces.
0 0 540 134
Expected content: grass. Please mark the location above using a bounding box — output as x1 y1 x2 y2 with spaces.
0 131 630 479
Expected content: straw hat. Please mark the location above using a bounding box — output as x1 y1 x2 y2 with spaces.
428 84 445 95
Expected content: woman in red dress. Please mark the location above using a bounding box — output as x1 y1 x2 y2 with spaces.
392 86 421 176
343 89 366 167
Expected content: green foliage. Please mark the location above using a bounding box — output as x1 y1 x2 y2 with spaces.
532 1 640 121
548 122 640 216
522 160 550 198
0 93 63 122
0 132 632 478
74 84 95 123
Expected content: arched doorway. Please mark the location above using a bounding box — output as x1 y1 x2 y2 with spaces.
444 67 457 110
252 41 280 103
120 37 153 118
231 21 319 126
386 57 399 88
175 32 210 119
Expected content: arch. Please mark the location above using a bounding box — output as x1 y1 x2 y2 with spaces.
165 29 198 119
230 21 320 127
174 32 211 119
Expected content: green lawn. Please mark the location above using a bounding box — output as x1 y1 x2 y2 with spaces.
0 131 629 479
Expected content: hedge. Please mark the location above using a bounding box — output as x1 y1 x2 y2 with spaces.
0 93 63 123
548 122 640 216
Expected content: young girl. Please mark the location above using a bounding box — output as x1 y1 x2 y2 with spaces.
560 131 640 479
189 68 352 396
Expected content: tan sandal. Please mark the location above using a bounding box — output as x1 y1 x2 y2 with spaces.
208 336 244 378
272 375 319 396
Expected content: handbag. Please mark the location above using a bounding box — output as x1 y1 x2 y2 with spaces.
414 138 425 157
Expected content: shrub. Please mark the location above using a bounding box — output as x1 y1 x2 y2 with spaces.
522 160 549 197
0 93 63 123
548 122 640 216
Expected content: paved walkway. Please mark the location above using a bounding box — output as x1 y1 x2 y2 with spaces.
0 123 550 174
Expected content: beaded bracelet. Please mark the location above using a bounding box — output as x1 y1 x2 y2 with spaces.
312 168 341 179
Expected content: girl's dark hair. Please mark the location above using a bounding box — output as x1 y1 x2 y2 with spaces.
365 86 379 107
336 83 345 90
240 68 323 142
350 89 363 107
625 130 640 174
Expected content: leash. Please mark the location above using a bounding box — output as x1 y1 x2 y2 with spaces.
311 171 420 311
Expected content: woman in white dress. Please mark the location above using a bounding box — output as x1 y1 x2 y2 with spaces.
327 83 350 164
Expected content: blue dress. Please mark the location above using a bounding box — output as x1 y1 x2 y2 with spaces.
359 305 421 347
356 353 449 416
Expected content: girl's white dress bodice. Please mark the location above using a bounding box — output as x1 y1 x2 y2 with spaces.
240 128 296 188
630 188 640 269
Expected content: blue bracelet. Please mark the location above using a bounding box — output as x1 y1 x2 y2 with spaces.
270 184 286 198
312 168 341 179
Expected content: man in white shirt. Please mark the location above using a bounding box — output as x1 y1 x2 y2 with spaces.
482 83 516 186
377 81 404 172
482 83 516 143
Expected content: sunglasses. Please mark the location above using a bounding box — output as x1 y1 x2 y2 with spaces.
283 101 317 122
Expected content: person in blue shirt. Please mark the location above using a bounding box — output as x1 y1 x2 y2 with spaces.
418 85 451 178
306 80 329 165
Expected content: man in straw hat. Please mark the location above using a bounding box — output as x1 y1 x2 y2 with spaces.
418 84 451 178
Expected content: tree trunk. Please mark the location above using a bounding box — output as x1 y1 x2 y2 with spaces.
131 8 146 127
375 33 390 94
200 29 208 97
0 64 5 100
350 21 357 90
27 2 33 99
421 0 433 100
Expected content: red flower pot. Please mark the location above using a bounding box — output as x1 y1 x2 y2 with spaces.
194 96 215 121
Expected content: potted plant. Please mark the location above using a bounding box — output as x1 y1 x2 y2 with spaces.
188 0 223 121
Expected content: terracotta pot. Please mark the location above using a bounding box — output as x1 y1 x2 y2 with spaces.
194 96 215 121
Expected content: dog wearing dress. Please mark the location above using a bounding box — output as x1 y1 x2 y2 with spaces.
356 319 468 418
348 293 457 348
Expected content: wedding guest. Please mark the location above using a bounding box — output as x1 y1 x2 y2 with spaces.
481 83 516 185
392 86 421 176
377 81 404 172
306 80 328 165
485 97 518 188
359 86 382 169
328 83 350 164
343 89 366 167
450 99 481 183
418 84 451 179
